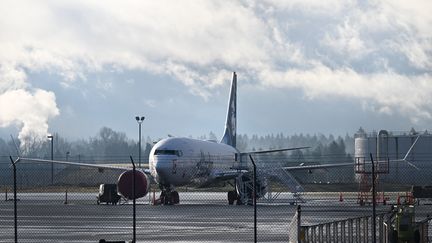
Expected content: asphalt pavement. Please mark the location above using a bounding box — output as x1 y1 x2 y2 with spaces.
0 192 431 242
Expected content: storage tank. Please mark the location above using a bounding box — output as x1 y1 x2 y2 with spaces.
354 128 432 185
354 128 369 182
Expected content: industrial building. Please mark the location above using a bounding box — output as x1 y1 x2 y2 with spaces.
354 128 432 185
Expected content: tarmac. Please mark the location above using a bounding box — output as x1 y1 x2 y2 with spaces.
0 192 431 242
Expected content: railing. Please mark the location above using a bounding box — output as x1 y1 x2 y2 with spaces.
355 156 389 174
418 217 431 243
300 213 388 243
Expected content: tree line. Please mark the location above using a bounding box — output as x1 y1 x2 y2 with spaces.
0 127 355 164
0 127 357 185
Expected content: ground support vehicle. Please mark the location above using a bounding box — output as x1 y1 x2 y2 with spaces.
384 204 430 243
96 184 122 205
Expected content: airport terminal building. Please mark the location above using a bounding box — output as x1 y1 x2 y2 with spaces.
354 128 432 185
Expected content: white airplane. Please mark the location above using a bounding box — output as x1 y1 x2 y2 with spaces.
18 72 356 205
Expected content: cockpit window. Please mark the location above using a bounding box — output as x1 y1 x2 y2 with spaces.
155 150 183 156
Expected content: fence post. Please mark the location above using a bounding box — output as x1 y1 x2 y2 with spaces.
129 156 136 243
358 219 361 243
370 153 377 243
347 219 351 243
64 189 68 204
342 221 345 242
253 157 257 243
9 156 18 243
378 215 383 242
364 217 368 243
297 205 301 243
248 155 257 243
312 226 316 242
333 222 339 242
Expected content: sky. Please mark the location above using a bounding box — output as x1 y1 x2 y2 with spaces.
1 0 431 145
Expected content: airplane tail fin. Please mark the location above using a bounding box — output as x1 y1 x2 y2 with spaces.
220 72 237 148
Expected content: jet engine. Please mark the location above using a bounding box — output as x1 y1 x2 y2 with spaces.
235 173 268 205
117 170 150 199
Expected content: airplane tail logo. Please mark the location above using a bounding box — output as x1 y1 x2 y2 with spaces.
220 72 237 148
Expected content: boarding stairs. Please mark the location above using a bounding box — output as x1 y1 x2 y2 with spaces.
236 173 266 205
258 166 305 204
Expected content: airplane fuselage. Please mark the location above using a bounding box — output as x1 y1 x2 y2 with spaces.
149 137 240 187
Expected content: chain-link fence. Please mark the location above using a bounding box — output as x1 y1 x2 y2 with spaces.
1 155 431 242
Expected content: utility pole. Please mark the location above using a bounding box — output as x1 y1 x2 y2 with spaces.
135 116 145 168
47 135 54 185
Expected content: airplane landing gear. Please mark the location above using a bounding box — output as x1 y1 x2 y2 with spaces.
159 189 180 205
227 190 237 205
171 191 179 204
227 190 247 205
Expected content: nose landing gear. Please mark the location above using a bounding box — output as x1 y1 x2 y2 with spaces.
227 190 237 205
159 189 180 205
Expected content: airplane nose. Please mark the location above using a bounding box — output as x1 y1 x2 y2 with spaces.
155 158 172 182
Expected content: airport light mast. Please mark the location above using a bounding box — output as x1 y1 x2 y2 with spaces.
135 116 145 168
47 135 54 184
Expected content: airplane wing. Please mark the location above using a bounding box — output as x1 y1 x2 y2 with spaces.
17 157 151 174
211 169 248 181
210 161 353 184
241 146 309 155
282 162 354 171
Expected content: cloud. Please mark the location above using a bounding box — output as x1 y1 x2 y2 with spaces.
0 65 28 92
261 0 356 15
259 65 432 123
144 99 156 108
0 0 431 140
322 21 370 60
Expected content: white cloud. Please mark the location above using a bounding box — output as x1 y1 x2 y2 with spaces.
322 21 370 60
125 79 135 85
259 65 432 123
144 99 156 108
0 65 28 92
396 37 432 70
0 0 431 139
261 0 355 15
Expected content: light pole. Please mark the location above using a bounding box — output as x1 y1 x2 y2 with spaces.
47 135 54 185
135 116 145 168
